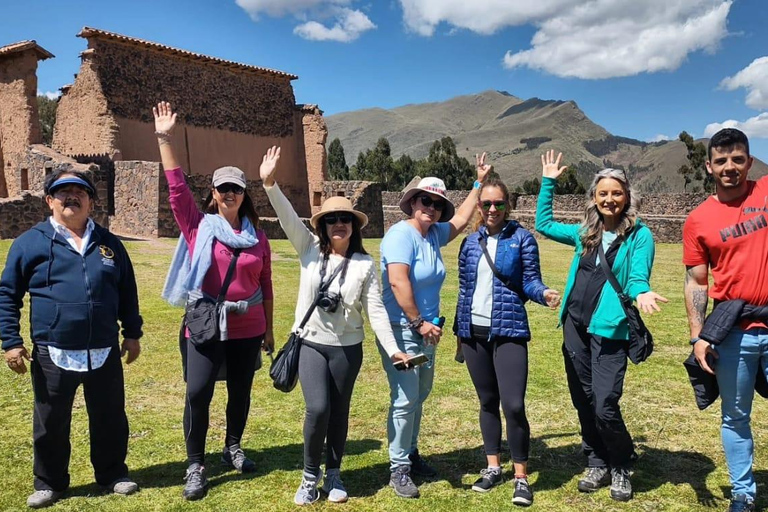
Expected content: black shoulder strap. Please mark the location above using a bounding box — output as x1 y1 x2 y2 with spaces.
597 242 631 306
216 249 242 302
479 235 524 297
296 257 347 331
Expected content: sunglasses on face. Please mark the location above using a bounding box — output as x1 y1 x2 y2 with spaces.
480 200 507 212
323 213 354 225
417 195 445 210
215 184 245 195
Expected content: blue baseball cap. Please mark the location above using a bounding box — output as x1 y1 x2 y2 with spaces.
47 176 95 197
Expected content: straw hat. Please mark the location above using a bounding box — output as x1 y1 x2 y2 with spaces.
310 196 368 229
399 177 455 222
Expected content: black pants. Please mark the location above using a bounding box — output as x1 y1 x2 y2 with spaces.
183 336 263 465
562 315 634 468
461 330 530 462
298 340 363 476
31 345 129 491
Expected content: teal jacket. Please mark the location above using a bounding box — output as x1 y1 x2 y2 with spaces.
535 177 654 340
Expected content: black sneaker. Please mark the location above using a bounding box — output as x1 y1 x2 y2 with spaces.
610 467 632 502
390 465 420 498
222 446 256 473
182 463 208 501
408 450 437 478
728 494 756 512
577 466 610 492
471 468 502 492
512 477 533 507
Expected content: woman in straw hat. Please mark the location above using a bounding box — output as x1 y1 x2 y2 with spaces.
153 102 274 501
259 146 408 505
379 155 491 499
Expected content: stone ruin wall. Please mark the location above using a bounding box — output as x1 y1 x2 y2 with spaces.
0 49 43 198
381 191 710 243
321 181 384 238
303 106 329 215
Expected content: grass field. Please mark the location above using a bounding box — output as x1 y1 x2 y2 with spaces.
0 237 766 512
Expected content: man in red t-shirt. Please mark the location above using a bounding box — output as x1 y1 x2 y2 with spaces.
683 128 763 512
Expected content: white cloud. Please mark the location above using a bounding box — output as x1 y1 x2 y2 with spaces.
650 134 670 142
397 0 733 79
235 0 350 20
38 90 60 100
719 56 768 110
294 8 376 41
704 113 768 139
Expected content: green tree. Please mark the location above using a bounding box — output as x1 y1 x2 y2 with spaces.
350 137 396 189
515 177 541 194
327 138 349 180
678 131 709 192
555 167 586 195
392 154 417 191
37 95 58 146
416 136 474 190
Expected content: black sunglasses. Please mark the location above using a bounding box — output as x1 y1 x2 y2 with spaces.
417 195 445 210
215 184 245 195
323 213 354 225
480 200 507 211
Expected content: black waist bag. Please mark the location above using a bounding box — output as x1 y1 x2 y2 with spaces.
184 249 241 347
598 243 653 364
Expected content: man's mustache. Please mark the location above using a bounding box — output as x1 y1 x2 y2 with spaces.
63 199 81 208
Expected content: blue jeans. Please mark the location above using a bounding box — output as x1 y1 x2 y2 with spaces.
378 325 436 469
714 327 768 500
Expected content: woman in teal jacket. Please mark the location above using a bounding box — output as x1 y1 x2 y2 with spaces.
535 150 667 503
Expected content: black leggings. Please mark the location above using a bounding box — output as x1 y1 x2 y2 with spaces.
298 340 363 476
183 336 263 465
461 329 530 463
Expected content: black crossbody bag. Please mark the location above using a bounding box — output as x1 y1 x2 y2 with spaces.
184 249 242 347
597 242 653 364
479 235 526 301
270 257 347 392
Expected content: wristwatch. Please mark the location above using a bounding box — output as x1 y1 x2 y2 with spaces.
473 180 482 190
689 337 701 345
407 315 424 330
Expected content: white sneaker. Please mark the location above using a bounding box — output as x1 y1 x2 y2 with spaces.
322 468 349 503
294 472 320 505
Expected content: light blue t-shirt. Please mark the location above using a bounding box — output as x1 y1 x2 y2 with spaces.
380 220 451 325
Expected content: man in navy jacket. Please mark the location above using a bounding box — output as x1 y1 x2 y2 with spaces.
0 169 143 509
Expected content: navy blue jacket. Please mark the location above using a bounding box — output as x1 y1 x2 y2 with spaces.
455 221 549 340
0 220 143 351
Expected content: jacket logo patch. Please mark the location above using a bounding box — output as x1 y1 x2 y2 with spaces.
99 245 115 259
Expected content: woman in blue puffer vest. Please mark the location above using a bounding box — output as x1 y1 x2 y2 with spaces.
454 173 560 506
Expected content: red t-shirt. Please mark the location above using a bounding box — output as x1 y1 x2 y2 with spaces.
683 176 768 328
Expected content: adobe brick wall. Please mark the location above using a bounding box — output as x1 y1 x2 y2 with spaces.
0 49 43 197
301 105 328 215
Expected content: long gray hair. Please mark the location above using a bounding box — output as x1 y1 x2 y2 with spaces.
580 168 640 254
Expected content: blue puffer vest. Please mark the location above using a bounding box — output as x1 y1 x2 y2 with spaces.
455 221 548 340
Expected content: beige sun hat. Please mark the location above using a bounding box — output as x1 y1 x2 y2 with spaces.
310 196 368 229
399 176 455 222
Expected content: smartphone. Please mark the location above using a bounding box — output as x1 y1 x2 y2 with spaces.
394 353 430 371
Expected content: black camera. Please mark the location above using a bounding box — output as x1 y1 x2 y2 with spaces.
318 291 341 313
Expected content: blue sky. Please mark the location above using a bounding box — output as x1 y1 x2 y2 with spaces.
2 0 767 159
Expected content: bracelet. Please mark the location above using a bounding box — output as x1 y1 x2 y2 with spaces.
473 180 482 190
689 337 701 345
155 130 171 141
407 315 424 330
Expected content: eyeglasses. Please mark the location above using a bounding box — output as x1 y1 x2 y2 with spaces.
215 184 245 195
417 195 445 210
323 213 354 225
480 200 507 211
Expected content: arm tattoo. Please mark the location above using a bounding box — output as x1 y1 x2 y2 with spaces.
684 267 708 331
691 289 708 326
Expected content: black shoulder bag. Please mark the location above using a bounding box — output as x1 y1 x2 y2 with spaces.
479 235 526 301
597 242 653 364
270 256 348 393
184 249 242 347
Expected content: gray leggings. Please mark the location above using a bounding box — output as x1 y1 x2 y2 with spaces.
298 340 363 476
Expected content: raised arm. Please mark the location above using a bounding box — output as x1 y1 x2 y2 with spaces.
535 150 580 246
448 153 492 243
260 146 315 257
685 263 715 373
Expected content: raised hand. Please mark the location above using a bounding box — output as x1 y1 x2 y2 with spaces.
260 146 281 186
475 152 493 183
541 149 567 179
153 101 177 135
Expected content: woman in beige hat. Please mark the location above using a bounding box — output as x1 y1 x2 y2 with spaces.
379 156 491 499
259 146 408 505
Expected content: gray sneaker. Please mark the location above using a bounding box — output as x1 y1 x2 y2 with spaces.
107 477 138 495
577 466 610 492
512 476 533 507
222 446 256 473
610 467 632 502
728 494 756 512
390 465 420 498
294 472 320 505
182 463 208 501
321 468 348 503
27 490 63 509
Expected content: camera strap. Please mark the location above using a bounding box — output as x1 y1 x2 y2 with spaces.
295 255 348 333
